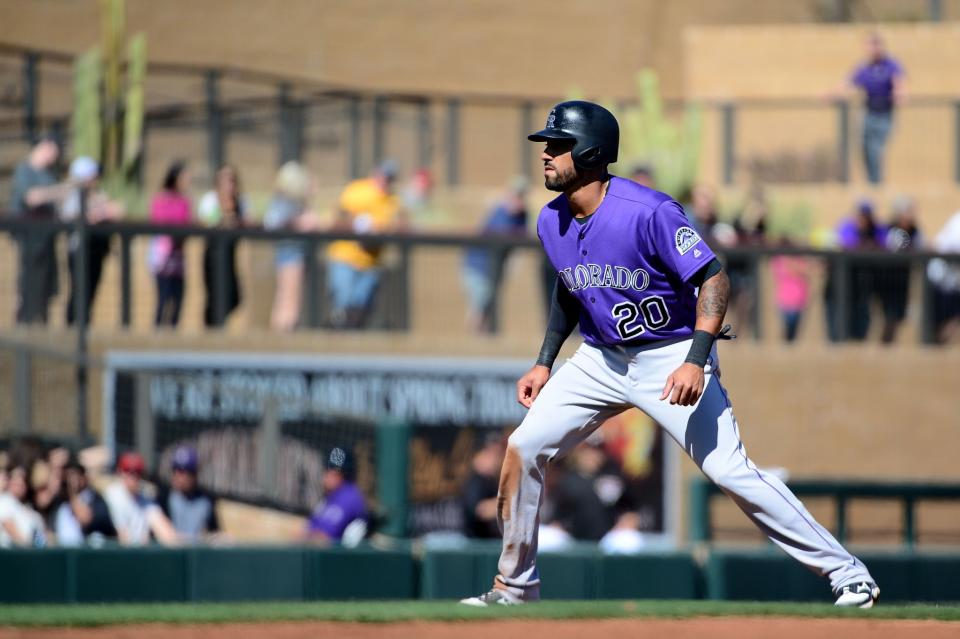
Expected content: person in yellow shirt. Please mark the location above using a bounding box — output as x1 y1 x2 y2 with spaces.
327 159 406 328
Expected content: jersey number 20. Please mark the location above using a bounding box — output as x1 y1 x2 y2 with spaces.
612 296 670 339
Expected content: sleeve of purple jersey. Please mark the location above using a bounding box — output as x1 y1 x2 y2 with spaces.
850 65 865 87
307 503 349 539
647 200 715 282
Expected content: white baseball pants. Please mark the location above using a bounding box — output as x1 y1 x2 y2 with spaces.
494 338 874 598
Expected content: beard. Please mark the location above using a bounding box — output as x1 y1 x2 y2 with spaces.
544 164 580 192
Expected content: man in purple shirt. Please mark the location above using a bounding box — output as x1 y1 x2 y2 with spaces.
461 101 879 609
846 32 905 183
304 447 367 545
826 199 885 341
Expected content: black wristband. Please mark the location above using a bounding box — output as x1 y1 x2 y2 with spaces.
536 330 565 369
684 330 715 367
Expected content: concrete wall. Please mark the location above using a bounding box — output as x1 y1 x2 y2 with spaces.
687 24 960 186
0 0 831 100
686 23 960 99
6 4 960 197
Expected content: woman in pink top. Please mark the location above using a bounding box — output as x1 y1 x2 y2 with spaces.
770 245 813 342
149 161 193 326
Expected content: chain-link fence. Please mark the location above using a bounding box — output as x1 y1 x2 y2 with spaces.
0 338 90 444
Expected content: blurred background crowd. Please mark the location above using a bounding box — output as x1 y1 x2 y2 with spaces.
9 129 960 344
1 0 959 555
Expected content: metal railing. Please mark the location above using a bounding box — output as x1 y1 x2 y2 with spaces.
689 477 960 547
0 334 98 444
0 42 561 187
0 217 538 330
720 96 960 185
3 43 960 188
1 217 959 343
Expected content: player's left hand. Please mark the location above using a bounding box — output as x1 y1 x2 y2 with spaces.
660 363 705 407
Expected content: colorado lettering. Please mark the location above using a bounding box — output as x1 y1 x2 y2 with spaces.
559 264 650 293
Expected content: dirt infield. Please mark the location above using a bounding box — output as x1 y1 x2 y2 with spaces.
4 618 958 639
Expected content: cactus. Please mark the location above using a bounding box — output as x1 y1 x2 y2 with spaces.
70 49 101 161
610 69 703 199
767 197 815 244
69 0 146 212
122 33 146 180
100 0 124 175
567 70 702 197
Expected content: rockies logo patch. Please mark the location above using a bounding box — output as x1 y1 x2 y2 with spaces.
675 227 702 255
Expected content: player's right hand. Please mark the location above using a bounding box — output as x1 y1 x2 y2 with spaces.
517 365 551 408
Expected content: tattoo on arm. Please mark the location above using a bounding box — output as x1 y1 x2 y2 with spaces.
696 270 730 322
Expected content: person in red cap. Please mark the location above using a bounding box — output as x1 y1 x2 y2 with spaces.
103 452 179 546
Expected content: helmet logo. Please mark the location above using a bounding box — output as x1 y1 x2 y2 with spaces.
546 111 556 128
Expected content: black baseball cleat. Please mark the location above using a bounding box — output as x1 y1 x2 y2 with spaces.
834 581 880 608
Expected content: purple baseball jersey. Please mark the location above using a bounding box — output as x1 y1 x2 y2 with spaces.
537 176 715 346
306 482 367 541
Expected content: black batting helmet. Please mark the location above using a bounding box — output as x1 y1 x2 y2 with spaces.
528 101 619 169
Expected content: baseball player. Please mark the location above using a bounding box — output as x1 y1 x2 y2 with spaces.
461 101 879 608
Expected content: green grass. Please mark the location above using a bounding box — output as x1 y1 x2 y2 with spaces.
0 600 958 627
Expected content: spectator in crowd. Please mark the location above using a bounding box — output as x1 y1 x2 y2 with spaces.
878 195 923 344
104 452 179 546
61 156 125 325
630 164 656 189
826 199 884 341
31 446 70 526
53 455 116 546
401 167 436 225
149 161 193 327
687 185 739 247
686 184 721 242
836 198 885 249
927 210 960 344
461 177 529 334
688 184 762 335
264 161 320 331
199 165 248 327
303 447 368 545
840 32 905 184
549 438 623 541
460 432 504 539
734 184 769 243
326 159 407 329
770 242 814 343
536 518 574 552
535 465 575 551
156 446 220 542
9 136 71 324
599 511 646 555
0 466 47 547
4 436 47 482
726 186 769 336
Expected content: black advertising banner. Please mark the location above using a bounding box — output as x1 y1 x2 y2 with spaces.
105 353 670 539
